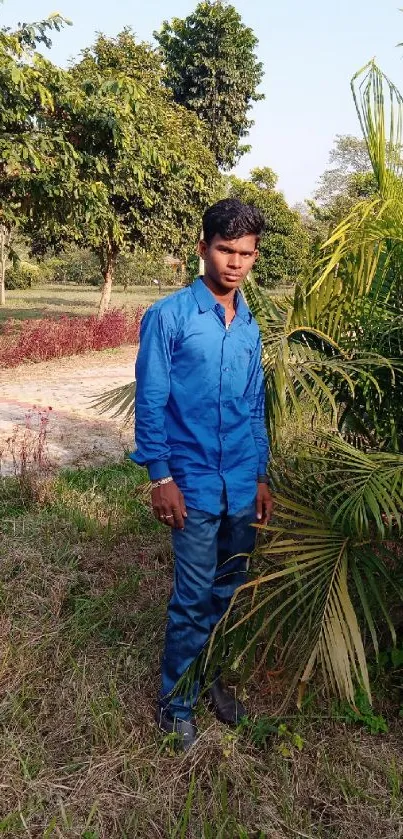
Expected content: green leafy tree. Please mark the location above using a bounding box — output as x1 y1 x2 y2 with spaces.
0 11 71 304
155 1 264 170
228 168 309 287
308 135 378 239
30 30 220 316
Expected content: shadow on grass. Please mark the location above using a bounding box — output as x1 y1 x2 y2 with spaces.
25 296 97 309
0 306 81 324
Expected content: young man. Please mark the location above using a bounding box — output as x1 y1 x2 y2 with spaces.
132 199 272 750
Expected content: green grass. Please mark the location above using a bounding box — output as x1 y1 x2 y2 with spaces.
0 462 402 838
0 283 175 322
0 282 294 324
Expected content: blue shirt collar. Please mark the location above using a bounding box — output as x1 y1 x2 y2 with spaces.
191 276 252 324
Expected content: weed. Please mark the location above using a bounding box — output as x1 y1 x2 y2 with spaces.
243 715 304 756
335 688 389 734
378 644 403 698
0 407 51 478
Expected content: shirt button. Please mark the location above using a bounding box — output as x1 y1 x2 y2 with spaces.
223 367 229 372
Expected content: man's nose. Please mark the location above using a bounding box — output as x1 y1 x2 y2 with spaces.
228 252 242 268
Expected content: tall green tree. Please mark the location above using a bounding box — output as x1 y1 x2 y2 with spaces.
0 11 71 304
31 31 220 315
155 1 264 170
228 168 309 287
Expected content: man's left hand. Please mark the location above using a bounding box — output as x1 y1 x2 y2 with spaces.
256 483 273 525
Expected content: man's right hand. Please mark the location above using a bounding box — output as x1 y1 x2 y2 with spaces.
151 480 187 530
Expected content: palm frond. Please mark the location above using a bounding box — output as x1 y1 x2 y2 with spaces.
352 60 403 199
279 433 403 538
245 277 400 445
89 381 135 426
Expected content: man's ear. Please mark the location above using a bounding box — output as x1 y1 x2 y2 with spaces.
198 239 208 257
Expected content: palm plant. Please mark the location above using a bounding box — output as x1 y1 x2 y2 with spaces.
201 61 403 707
96 61 403 708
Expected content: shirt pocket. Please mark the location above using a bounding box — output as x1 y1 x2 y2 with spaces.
231 346 252 398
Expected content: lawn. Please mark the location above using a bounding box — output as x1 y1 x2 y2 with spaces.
0 462 402 838
0 284 173 323
0 282 294 324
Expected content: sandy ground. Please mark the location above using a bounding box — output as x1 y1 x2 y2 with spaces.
0 346 137 475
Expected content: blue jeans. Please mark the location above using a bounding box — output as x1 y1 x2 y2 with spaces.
160 491 257 720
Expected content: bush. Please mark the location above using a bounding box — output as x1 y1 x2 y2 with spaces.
45 250 102 286
5 261 42 290
0 308 143 367
40 248 183 288
115 251 181 288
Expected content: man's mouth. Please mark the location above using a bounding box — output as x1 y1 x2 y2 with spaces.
223 274 241 282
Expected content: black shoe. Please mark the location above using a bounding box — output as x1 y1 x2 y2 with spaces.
156 708 199 752
206 678 248 726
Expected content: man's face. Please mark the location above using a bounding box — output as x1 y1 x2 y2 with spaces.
199 233 259 292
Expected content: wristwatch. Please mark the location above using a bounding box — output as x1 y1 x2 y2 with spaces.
257 474 270 485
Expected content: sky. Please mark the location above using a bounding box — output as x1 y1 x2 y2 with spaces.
2 0 402 204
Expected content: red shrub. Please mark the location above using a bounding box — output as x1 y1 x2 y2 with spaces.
0 307 143 367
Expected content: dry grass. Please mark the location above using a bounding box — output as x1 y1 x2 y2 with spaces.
0 463 402 838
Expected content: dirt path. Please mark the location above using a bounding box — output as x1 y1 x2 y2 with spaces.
0 347 137 474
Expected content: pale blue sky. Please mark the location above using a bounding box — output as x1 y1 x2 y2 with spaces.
2 1 402 203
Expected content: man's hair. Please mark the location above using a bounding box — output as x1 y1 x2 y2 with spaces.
202 198 265 245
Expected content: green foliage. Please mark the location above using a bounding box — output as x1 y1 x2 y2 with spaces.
228 168 309 287
44 249 101 286
155 1 264 170
0 12 72 303
42 247 181 288
315 135 373 205
5 261 41 289
309 135 380 240
28 29 220 315
116 251 181 289
0 15 73 233
0 22 219 312
245 716 305 755
336 688 388 734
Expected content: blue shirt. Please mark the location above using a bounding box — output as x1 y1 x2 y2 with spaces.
131 276 270 515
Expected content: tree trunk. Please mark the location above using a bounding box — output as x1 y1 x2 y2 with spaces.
0 225 9 307
198 226 205 277
98 249 116 319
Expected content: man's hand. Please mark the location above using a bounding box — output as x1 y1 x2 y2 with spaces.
152 480 187 530
256 483 273 525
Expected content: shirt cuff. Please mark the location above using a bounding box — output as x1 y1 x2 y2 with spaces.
258 462 268 476
147 460 171 481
